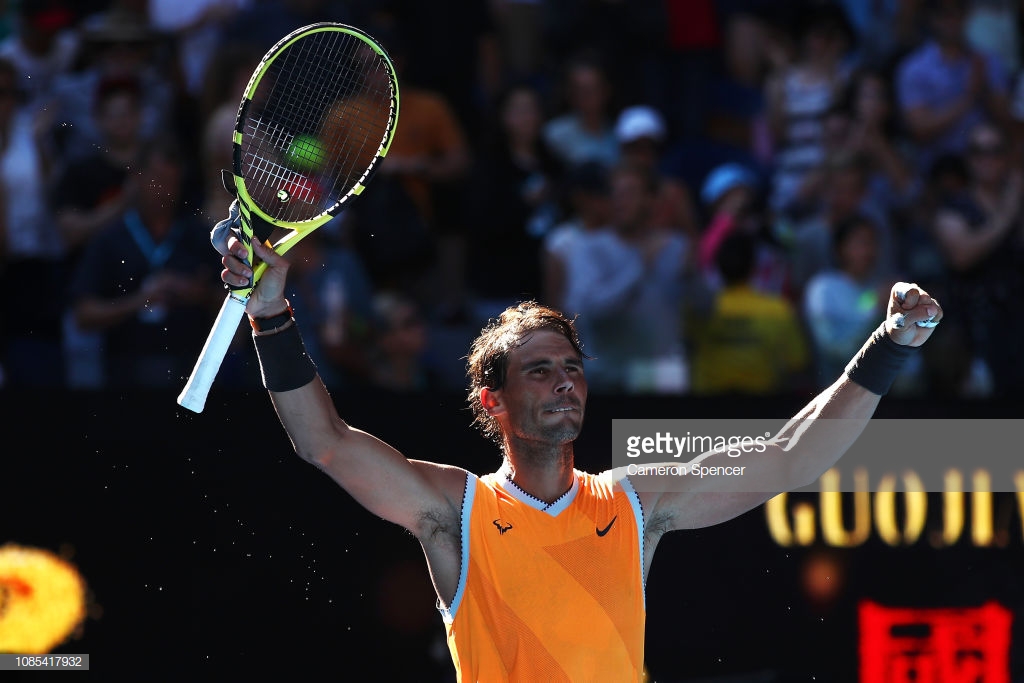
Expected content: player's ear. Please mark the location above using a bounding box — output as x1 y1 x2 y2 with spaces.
480 387 505 417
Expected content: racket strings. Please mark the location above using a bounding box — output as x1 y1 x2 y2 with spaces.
241 27 395 223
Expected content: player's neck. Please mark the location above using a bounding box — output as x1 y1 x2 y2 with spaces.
502 445 575 504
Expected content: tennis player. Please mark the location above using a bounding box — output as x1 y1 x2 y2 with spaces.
214 221 941 682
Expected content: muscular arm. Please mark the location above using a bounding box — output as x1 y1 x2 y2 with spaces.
267 379 467 540
633 375 878 533
625 282 941 534
227 238 468 600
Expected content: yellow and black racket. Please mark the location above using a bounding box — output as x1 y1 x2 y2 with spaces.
178 23 399 413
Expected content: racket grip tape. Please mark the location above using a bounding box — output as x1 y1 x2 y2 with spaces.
177 294 249 413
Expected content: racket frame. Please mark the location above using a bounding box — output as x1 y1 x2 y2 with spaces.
177 23 399 413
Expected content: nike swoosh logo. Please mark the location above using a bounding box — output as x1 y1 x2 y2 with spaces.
596 515 618 537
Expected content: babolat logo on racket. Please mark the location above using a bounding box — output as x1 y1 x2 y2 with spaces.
277 189 290 202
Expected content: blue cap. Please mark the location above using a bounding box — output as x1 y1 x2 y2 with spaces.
700 163 759 206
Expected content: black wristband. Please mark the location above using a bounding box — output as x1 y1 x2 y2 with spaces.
250 301 293 335
252 319 317 392
844 322 915 395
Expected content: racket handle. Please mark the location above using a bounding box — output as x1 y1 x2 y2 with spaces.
177 294 249 413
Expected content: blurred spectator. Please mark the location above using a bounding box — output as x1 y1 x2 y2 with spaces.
49 6 174 164
148 0 250 98
464 83 562 322
0 0 79 111
0 56 65 387
964 0 1019 75
614 104 699 241
0 3 16 44
542 51 620 170
691 231 809 395
52 76 151 387
836 0 926 69
765 0 855 213
902 153 967 286
489 0 546 88
895 0 1011 173
279 228 377 393
364 291 439 393
53 77 147 261
705 7 773 163
220 0 358 52
840 67 916 212
542 160 613 313
69 138 224 388
373 1 500 142
782 151 895 297
566 164 691 394
802 213 890 388
930 120 1024 397
780 69 911 283
698 162 790 299
340 29 471 309
541 0 664 120
649 0 720 139
1008 64 1024 159
197 43 261 223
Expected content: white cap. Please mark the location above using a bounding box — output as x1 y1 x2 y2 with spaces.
615 105 666 144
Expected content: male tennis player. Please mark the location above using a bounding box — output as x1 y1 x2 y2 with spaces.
213 216 941 682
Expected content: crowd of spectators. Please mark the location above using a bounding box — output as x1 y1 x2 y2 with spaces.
1 0 1023 400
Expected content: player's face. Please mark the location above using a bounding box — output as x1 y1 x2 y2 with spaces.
495 329 587 445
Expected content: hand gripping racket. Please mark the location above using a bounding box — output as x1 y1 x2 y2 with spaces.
177 23 399 413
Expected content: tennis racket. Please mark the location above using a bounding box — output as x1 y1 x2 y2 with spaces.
177 22 399 413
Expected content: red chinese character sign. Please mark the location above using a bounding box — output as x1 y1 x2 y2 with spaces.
860 601 1012 682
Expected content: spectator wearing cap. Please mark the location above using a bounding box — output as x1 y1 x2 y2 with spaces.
697 162 791 299
698 162 760 269
615 104 700 241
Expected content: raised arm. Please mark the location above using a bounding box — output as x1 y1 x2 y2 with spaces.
219 231 468 600
629 282 942 534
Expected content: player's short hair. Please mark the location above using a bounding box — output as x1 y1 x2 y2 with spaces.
466 301 587 444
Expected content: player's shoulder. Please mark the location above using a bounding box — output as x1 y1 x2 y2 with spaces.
582 468 632 498
409 460 475 504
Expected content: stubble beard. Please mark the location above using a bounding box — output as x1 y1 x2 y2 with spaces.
506 414 583 466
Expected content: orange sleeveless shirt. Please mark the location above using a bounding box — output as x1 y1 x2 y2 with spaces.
440 467 647 682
